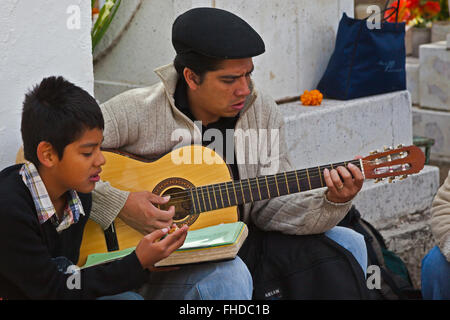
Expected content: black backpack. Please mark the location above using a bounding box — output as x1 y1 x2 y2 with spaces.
239 224 371 300
338 206 421 300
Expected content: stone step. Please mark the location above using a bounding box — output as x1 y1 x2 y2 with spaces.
278 91 440 227
406 57 419 105
278 90 413 169
413 106 450 162
419 41 450 111
353 165 439 227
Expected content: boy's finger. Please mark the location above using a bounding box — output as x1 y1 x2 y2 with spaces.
159 225 188 250
146 227 170 243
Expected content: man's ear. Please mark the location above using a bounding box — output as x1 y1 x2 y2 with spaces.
183 67 201 90
36 141 58 168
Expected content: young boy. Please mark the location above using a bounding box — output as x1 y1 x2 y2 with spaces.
0 76 188 299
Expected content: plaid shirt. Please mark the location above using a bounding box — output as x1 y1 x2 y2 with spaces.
20 162 85 233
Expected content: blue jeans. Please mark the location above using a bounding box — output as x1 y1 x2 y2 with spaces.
421 245 450 300
139 226 366 300
97 291 144 300
140 256 253 300
325 226 368 276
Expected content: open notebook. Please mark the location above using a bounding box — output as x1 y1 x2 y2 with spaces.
81 222 248 269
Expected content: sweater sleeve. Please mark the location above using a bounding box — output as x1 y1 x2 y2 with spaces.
430 170 450 261
0 201 148 300
90 180 129 230
248 93 352 235
89 89 146 229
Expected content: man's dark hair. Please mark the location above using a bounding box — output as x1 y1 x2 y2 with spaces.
21 76 104 167
173 52 223 84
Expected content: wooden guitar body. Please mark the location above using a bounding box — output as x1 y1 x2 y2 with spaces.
78 144 425 266
78 145 238 265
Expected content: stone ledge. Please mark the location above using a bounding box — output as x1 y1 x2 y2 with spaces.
413 106 450 162
279 91 413 169
353 165 439 228
419 41 450 111
379 211 435 290
406 57 419 105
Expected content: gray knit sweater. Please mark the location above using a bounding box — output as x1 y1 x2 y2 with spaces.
90 64 352 235
430 170 450 261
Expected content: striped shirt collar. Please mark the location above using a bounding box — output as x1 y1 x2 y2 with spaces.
19 162 85 233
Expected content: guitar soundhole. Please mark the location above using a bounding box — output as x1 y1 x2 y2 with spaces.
152 177 199 227
159 187 192 220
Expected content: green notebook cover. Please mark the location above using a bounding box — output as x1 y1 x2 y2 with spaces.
177 221 245 251
81 222 245 269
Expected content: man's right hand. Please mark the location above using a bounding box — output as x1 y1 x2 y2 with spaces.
118 191 175 234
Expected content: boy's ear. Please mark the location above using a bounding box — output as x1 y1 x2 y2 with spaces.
36 141 59 168
183 67 201 90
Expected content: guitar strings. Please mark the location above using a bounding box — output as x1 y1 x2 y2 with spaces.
161 159 368 204
164 158 410 206
165 159 365 203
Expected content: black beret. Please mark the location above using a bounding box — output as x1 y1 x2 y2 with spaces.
172 7 265 59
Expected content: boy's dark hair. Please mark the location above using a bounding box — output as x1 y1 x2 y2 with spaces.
173 52 223 84
21 76 104 167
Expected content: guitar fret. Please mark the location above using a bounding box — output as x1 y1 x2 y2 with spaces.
211 184 218 209
318 166 324 187
247 179 254 202
284 172 290 194
225 182 232 206
195 188 203 213
205 186 212 211
306 168 312 190
265 176 271 198
200 186 208 211
255 177 262 200
232 182 238 205
218 183 225 208
295 170 301 192
240 180 246 203
274 174 280 196
190 189 197 214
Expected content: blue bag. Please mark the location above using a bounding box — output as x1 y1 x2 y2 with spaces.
317 8 406 100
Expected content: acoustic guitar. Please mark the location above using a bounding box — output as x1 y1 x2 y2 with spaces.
78 144 425 266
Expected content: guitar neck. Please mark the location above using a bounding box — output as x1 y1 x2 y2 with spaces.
189 159 362 214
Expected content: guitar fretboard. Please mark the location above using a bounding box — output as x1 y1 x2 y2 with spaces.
188 159 362 214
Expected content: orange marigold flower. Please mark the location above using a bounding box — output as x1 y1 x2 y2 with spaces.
300 89 323 106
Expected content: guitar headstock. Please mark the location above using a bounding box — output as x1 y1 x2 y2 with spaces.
362 145 425 182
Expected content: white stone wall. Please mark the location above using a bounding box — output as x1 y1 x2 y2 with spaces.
93 0 354 102
0 0 93 170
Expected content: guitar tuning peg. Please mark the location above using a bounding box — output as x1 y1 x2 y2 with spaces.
384 146 393 151
388 176 395 183
374 178 384 183
397 144 404 149
399 174 408 180
370 149 379 155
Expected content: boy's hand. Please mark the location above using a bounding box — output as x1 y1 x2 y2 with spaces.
135 224 188 270
119 191 175 234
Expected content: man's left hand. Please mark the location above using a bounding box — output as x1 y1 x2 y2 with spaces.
323 158 364 203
